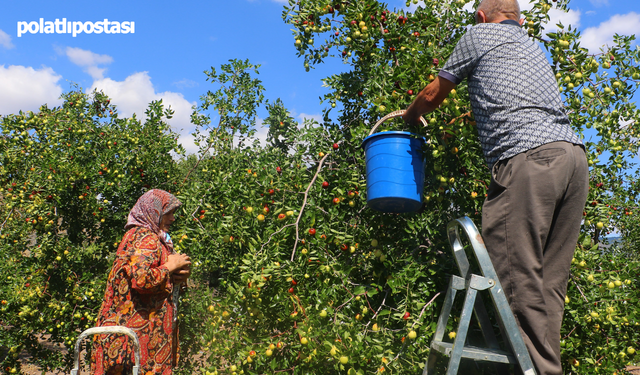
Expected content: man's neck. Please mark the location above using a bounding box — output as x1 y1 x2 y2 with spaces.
499 19 521 27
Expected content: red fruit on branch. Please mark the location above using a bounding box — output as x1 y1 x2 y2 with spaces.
403 312 410 320
333 143 339 150
322 181 330 189
309 228 316 236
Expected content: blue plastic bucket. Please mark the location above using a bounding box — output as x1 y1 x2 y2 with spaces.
362 131 426 213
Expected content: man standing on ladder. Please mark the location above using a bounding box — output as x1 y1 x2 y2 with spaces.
403 0 589 374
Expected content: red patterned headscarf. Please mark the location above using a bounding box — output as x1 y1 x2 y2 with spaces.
125 189 181 250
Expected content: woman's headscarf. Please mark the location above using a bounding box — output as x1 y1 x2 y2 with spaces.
125 189 181 251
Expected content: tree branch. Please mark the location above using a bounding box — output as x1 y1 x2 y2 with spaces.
290 148 338 262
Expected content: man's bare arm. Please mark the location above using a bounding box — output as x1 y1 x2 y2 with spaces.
403 76 457 126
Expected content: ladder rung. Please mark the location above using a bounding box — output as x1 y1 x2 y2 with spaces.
423 218 537 375
430 341 516 364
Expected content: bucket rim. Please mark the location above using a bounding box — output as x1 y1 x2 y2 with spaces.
361 131 426 148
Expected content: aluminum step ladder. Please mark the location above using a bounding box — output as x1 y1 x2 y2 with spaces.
423 217 536 375
70 326 141 375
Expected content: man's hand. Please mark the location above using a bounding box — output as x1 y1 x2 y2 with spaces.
402 107 422 128
403 76 457 125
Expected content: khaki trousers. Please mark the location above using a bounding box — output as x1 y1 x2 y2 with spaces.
482 141 589 375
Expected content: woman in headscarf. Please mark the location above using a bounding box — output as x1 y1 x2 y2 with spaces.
91 189 191 375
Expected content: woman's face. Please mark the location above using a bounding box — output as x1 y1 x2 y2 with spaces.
159 208 177 232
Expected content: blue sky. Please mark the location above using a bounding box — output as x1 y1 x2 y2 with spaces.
0 0 638 153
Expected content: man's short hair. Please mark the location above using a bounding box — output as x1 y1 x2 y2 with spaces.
477 0 521 22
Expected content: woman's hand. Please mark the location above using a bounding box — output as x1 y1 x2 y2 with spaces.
165 253 191 274
172 267 191 284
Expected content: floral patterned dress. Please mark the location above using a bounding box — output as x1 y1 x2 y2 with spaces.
91 226 177 375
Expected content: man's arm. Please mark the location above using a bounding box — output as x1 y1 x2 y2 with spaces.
402 76 457 126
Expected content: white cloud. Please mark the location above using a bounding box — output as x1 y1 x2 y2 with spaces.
406 1 424 12
516 0 581 33
86 66 108 80
589 0 609 7
89 72 197 153
176 133 199 155
423 0 579 34
580 12 640 52
66 47 113 66
65 47 113 79
517 0 534 12
0 29 14 49
0 65 63 115
173 78 198 89
254 118 269 147
544 7 581 33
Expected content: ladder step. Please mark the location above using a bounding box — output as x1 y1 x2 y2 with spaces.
431 341 516 364
422 218 537 375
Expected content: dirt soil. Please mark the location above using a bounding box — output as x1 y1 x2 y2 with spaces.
17 337 206 375
17 335 71 375
16 348 640 374
18 351 69 374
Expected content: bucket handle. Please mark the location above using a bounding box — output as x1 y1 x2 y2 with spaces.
368 109 428 136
